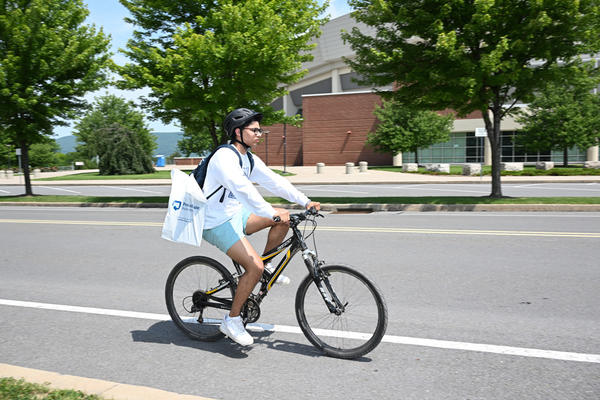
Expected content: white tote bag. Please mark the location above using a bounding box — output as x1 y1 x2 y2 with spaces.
161 168 207 247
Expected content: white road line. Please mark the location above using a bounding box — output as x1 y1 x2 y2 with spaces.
0 189 10 194
37 186 81 194
99 186 163 194
517 186 600 192
399 186 489 194
297 187 369 194
1 299 599 364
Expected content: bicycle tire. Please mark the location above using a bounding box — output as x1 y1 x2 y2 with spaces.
295 264 388 359
165 256 235 341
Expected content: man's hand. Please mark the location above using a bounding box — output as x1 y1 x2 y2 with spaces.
273 208 290 224
306 201 321 211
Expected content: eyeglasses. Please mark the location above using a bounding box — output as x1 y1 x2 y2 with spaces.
243 127 265 136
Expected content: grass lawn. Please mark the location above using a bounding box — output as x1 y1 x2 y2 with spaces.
0 377 104 400
370 165 600 176
2 195 599 205
34 168 295 181
34 170 187 180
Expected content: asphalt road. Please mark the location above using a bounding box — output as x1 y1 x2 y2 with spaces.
2 182 600 197
1 207 599 399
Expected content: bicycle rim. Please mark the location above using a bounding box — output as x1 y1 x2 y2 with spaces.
165 257 234 341
295 265 387 359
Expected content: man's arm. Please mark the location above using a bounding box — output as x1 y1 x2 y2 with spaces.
249 155 313 207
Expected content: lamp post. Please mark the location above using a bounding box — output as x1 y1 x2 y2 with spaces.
283 123 287 173
265 130 269 166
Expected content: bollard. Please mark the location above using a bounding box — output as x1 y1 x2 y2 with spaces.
584 161 600 169
501 162 524 171
6 170 14 179
345 162 354 174
402 163 418 172
359 161 368 172
33 168 41 178
536 161 554 170
0 170 5 179
462 163 481 176
316 162 325 174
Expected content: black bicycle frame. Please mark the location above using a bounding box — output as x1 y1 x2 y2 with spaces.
195 213 344 314
235 221 309 300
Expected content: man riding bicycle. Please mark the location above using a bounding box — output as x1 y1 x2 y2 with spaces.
201 107 320 346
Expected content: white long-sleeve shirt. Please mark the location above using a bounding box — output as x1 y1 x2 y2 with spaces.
202 146 310 229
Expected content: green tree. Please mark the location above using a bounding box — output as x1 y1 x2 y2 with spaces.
0 0 111 195
28 139 60 168
516 63 600 167
74 94 157 160
0 134 14 169
55 151 79 167
343 0 600 197
97 123 155 175
118 0 327 154
369 100 453 164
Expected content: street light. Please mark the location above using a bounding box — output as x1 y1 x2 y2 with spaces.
283 123 287 173
264 130 269 166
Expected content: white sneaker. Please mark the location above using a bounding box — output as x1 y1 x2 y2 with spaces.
219 315 253 346
265 263 291 285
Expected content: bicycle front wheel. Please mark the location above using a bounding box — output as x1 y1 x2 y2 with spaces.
295 265 388 359
165 256 235 341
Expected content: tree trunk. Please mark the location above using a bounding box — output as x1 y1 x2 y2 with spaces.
414 150 419 165
563 147 568 167
482 105 503 198
209 120 219 148
20 141 33 196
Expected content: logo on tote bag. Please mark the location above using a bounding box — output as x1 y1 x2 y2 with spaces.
172 200 182 210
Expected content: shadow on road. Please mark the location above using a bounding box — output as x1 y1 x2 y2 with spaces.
131 320 371 362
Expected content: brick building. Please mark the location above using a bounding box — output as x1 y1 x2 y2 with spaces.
252 13 599 167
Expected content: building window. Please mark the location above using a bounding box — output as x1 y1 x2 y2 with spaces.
500 131 585 163
402 132 484 163
401 131 586 164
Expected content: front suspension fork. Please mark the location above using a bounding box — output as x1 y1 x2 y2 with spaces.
302 249 345 315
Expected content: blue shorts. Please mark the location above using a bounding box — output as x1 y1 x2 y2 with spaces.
203 208 252 253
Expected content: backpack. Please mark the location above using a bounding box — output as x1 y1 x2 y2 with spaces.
191 144 254 202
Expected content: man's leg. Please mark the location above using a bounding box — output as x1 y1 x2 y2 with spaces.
245 208 289 255
226 237 264 317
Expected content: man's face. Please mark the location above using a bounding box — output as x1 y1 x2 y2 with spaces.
238 120 263 147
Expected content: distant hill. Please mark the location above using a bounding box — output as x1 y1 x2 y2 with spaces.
152 131 184 156
56 135 77 154
56 131 184 156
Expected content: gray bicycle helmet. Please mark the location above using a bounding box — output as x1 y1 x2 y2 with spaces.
223 108 263 138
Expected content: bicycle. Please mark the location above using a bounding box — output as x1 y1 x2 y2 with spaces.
165 208 388 359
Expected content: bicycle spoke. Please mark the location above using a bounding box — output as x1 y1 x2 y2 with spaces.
296 265 387 359
166 257 234 341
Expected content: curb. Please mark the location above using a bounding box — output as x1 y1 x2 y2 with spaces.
2 178 600 186
1 202 600 212
0 363 213 400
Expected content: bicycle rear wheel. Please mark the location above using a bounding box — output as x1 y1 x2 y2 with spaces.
295 265 387 359
165 256 235 341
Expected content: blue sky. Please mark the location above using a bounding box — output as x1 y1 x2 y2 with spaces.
53 0 352 138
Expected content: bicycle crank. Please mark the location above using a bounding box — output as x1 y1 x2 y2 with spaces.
242 296 261 324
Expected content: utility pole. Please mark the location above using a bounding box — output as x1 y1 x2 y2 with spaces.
283 123 287 173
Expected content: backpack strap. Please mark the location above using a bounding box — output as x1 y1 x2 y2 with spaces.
203 144 251 201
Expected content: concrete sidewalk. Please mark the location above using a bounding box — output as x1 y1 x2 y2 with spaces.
2 165 600 185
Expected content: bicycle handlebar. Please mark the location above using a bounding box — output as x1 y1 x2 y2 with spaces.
272 207 322 224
